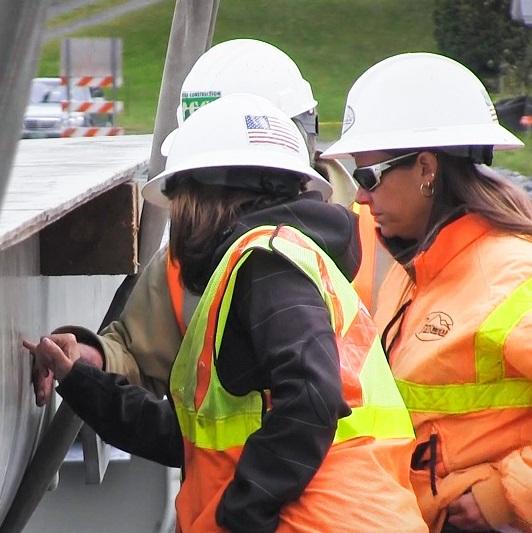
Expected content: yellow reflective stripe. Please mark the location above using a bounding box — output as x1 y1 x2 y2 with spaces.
170 295 212 409
271 232 328 294
396 278 532 416
476 278 532 382
334 406 414 443
396 378 532 414
335 336 414 441
176 405 262 450
360 336 410 408
215 250 253 354
269 228 359 333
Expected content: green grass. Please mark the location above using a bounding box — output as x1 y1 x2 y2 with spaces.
38 0 439 135
39 1 175 133
37 0 531 177
213 0 439 140
493 131 532 176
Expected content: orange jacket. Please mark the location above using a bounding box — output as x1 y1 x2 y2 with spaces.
375 214 532 532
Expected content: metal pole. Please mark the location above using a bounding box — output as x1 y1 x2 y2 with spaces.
0 2 220 531
100 0 221 325
0 0 51 209
138 0 221 268
65 39 72 118
111 38 118 127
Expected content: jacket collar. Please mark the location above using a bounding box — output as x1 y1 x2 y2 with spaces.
211 192 361 282
411 214 491 287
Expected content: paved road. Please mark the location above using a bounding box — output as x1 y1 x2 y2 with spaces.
48 0 102 19
45 0 165 42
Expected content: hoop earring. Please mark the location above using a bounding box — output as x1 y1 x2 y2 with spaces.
420 181 434 198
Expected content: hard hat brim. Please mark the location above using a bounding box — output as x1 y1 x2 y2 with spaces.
161 129 177 156
321 123 524 159
143 149 331 208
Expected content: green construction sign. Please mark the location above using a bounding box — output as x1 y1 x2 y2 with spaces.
181 91 221 119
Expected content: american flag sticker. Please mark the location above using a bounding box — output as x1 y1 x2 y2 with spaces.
245 115 300 153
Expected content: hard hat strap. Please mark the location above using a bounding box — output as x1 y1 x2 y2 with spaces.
440 146 493 165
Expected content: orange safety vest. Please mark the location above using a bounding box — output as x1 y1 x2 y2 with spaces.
168 225 426 532
375 214 532 532
166 256 187 336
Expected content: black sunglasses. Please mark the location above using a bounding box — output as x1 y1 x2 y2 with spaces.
353 152 419 191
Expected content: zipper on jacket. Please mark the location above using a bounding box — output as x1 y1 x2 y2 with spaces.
381 299 412 361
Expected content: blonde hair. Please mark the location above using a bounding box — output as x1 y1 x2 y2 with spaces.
429 153 532 238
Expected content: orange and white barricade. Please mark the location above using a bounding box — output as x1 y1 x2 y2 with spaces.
60 75 124 137
60 76 122 88
62 127 124 137
60 101 124 113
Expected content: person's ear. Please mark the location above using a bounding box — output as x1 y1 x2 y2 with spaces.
417 151 438 183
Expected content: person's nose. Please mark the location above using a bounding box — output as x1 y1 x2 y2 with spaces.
355 187 371 205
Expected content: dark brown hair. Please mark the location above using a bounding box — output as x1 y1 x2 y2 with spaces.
167 175 303 293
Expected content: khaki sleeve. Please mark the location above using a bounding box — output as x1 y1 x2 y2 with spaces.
57 247 182 398
313 155 357 207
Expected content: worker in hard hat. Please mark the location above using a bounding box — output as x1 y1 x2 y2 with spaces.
26 94 427 533
160 37 387 313
323 52 532 533
31 39 386 407
162 38 389 312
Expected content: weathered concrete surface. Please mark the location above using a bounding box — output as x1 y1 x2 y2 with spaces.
0 236 125 525
0 134 151 526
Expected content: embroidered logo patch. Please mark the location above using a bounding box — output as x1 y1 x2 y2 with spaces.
416 311 453 341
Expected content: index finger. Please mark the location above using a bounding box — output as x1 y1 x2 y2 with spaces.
22 339 38 352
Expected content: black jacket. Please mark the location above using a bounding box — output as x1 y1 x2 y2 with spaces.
57 192 361 533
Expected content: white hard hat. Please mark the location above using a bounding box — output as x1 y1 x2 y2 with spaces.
161 39 317 156
322 52 523 159
143 93 331 208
